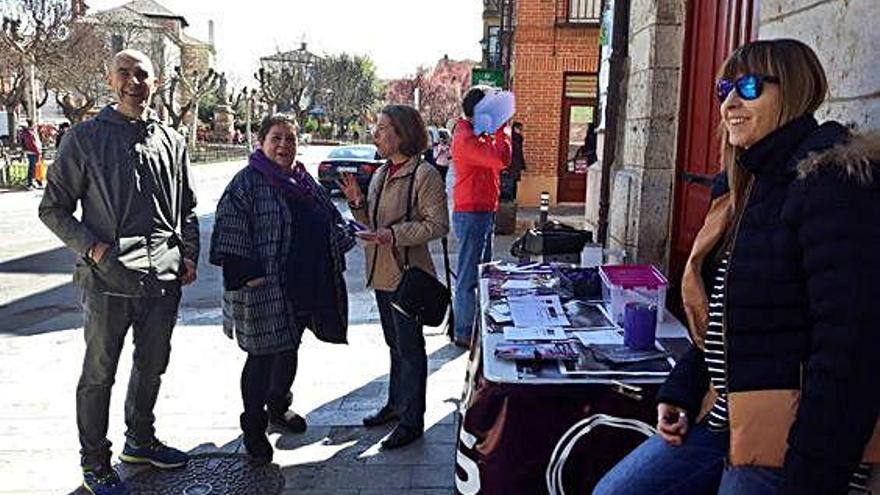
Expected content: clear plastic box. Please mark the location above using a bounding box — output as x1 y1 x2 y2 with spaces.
599 265 669 325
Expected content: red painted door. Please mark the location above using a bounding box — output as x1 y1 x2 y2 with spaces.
668 0 759 286
557 98 595 202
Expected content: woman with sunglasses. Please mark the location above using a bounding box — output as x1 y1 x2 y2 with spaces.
594 39 879 495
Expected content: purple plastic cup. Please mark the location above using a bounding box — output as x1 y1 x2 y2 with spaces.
623 302 658 350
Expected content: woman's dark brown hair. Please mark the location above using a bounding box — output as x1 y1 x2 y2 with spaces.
257 113 299 143
380 104 428 157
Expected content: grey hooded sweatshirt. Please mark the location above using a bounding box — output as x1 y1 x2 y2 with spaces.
39 105 199 296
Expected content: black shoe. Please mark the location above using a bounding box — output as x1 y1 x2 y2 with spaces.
362 405 398 427
242 434 272 465
380 424 423 450
240 413 272 465
268 409 307 434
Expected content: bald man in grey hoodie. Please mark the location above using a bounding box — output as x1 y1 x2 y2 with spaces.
39 49 198 495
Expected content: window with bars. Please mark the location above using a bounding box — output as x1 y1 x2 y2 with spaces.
567 0 602 23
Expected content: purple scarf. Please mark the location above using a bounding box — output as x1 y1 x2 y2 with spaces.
247 149 357 256
248 148 318 200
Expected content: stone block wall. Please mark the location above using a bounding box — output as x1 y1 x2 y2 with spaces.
606 0 684 267
759 0 879 130
512 0 600 206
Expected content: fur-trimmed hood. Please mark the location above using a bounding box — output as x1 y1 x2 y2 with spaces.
798 130 880 186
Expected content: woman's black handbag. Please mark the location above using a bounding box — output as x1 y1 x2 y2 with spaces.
388 161 451 326
391 262 450 326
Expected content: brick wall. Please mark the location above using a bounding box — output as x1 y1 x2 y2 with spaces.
512 0 600 205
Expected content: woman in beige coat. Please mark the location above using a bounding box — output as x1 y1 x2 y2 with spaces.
339 104 449 449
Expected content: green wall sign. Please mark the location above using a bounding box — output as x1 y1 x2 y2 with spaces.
471 68 505 89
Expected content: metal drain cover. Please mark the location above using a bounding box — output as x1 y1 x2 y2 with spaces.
126 453 284 494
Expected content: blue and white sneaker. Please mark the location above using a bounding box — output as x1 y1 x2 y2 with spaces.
82 467 130 495
119 438 189 469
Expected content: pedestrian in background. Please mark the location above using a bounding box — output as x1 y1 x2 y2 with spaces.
432 132 452 182
20 119 41 189
450 86 511 348
339 104 449 450
56 121 71 149
594 39 879 495
501 121 526 200
210 114 354 465
38 49 199 495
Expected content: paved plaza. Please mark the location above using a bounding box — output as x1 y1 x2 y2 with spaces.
0 153 468 494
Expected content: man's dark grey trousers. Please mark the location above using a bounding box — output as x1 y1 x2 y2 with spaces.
77 288 181 470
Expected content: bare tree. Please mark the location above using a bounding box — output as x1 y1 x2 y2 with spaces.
0 49 27 136
156 66 221 134
89 7 155 51
255 46 319 118
254 65 314 118
43 23 111 123
0 0 71 123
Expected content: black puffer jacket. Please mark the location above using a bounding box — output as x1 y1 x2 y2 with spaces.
658 115 880 494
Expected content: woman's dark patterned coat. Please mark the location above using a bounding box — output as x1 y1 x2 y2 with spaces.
209 166 353 355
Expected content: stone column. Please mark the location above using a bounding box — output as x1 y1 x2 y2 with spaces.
606 0 684 268
758 0 879 130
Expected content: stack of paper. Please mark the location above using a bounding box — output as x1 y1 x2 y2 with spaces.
507 295 571 328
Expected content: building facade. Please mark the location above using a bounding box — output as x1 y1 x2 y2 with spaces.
509 0 602 206
86 0 214 123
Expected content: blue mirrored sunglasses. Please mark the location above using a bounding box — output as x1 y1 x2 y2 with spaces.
716 74 780 103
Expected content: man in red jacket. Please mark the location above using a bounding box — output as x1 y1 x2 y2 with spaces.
451 86 512 347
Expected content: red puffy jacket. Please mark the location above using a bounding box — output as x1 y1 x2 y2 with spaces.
451 119 511 212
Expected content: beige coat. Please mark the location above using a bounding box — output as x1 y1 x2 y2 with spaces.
352 156 449 292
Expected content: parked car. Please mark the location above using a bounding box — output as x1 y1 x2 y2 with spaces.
317 144 384 194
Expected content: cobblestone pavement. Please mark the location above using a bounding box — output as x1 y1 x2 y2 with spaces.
0 151 470 494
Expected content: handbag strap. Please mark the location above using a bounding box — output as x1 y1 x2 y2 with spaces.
402 159 419 268
397 158 454 292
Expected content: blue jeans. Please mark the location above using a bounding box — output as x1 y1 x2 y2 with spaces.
593 423 784 495
375 290 426 430
26 153 37 185
452 211 495 342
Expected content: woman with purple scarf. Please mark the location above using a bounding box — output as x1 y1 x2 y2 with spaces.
209 114 355 464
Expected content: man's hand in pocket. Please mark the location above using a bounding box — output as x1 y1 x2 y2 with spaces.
181 258 197 286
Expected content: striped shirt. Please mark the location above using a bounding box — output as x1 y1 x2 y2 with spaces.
704 252 730 431
704 252 873 491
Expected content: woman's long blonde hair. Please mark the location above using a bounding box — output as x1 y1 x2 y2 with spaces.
717 39 828 212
